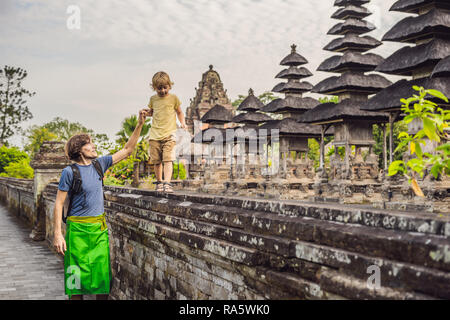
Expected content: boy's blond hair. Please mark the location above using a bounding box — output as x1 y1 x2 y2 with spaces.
152 71 174 90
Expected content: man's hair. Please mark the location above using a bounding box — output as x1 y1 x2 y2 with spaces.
65 133 91 161
151 71 174 90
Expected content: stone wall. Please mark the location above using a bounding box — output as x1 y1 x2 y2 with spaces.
0 177 35 227
102 186 449 300
2 176 449 300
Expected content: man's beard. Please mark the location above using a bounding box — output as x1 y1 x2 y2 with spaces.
84 154 97 160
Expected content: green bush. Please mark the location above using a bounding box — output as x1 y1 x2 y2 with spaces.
388 86 449 196
104 156 135 186
0 146 29 174
0 158 34 179
103 174 125 186
172 161 186 180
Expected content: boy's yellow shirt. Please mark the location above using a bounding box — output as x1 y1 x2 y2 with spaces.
148 93 181 141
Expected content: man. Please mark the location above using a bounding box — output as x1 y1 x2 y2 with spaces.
53 109 150 300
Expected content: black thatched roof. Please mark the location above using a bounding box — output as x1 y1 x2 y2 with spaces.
383 8 450 43
376 38 450 76
278 81 314 94
200 104 233 123
324 34 382 52
328 18 376 36
191 127 227 144
390 0 450 14
272 82 285 92
334 0 370 6
331 5 371 20
312 72 392 95
361 77 450 111
280 44 308 66
275 66 313 80
259 118 324 137
302 99 389 124
232 112 273 124
237 89 265 112
317 52 384 73
272 81 314 94
432 55 450 77
261 97 320 113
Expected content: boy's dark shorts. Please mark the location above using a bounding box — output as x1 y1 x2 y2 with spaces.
149 135 176 164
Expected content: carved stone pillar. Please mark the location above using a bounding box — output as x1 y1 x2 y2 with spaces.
29 141 70 241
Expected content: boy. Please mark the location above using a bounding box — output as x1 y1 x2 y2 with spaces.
148 71 187 193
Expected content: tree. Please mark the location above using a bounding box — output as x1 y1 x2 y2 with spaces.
388 87 449 196
0 145 29 174
115 115 151 187
23 127 58 157
319 96 339 104
0 66 34 145
23 117 114 157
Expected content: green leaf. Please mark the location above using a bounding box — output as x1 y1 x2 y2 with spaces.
422 117 440 142
398 131 410 139
388 160 405 176
430 164 442 179
414 141 423 159
426 89 449 103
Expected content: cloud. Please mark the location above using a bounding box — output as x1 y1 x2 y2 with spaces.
1 0 402 147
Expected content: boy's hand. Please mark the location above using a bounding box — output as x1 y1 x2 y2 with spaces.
138 108 150 125
180 122 187 130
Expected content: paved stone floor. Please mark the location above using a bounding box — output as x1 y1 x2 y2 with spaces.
0 204 66 300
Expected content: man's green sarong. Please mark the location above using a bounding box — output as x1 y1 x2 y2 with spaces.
64 213 111 298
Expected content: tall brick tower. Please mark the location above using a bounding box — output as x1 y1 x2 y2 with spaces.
185 65 234 135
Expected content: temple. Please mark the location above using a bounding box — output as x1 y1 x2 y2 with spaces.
177 0 449 213
259 44 329 199
361 0 450 212
300 0 391 203
185 65 234 135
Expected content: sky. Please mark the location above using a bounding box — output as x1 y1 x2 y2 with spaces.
0 0 407 148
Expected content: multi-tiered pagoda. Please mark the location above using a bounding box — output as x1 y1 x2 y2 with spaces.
361 0 450 158
301 0 391 202
229 89 272 184
260 44 327 187
360 0 450 212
